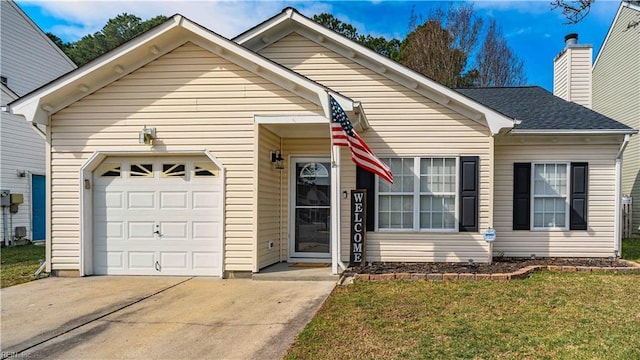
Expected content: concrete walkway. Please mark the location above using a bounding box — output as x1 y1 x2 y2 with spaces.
1 276 335 359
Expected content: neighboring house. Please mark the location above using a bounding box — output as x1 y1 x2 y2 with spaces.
9 9 636 277
0 0 76 245
592 1 640 237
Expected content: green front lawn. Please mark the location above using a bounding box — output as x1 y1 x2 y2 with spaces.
0 244 47 288
287 240 640 359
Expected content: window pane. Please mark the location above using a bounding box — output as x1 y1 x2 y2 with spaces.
420 176 430 192
402 196 413 211
420 196 432 211
444 213 455 228
391 196 402 211
445 158 456 174
402 212 413 228
390 213 402 228
555 213 566 227
402 175 414 192
534 213 544 228
432 213 444 228
420 213 431 228
380 195 390 211
379 213 390 228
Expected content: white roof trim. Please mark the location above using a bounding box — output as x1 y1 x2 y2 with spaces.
234 8 516 135
510 129 638 135
593 2 640 68
9 14 357 125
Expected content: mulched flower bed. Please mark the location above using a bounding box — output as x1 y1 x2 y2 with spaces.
348 257 638 276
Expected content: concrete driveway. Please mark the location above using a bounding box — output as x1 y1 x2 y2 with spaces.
1 276 335 359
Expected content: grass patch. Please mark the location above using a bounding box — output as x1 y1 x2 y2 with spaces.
1 244 47 288
623 238 640 263
287 274 640 359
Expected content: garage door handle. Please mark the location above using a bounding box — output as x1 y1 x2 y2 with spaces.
155 261 161 272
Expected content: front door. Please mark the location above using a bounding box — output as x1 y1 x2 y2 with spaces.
290 158 331 259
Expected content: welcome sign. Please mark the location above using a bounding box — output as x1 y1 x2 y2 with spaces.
350 189 366 266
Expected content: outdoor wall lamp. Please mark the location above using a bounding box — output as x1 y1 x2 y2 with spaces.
139 126 156 145
270 150 284 170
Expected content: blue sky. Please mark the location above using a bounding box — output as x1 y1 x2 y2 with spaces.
17 0 622 91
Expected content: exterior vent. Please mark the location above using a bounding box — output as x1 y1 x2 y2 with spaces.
14 226 27 238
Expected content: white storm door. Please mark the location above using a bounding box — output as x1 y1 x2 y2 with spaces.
290 158 331 259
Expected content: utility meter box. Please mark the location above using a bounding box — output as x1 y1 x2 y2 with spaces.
10 193 24 204
0 190 10 207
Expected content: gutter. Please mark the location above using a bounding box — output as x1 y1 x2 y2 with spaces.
614 134 631 256
510 129 639 135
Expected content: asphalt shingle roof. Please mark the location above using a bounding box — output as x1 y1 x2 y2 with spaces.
455 86 634 131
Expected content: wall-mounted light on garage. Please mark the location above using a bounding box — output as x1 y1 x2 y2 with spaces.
139 126 156 145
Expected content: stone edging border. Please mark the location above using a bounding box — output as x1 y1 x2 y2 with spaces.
351 259 640 282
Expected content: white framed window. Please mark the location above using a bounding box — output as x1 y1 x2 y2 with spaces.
532 162 569 230
377 157 458 231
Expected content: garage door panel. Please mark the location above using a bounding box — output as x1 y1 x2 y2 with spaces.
192 192 220 209
193 221 220 241
160 252 188 270
128 222 156 239
193 252 220 270
93 157 223 276
160 222 188 239
129 252 155 270
94 221 124 240
160 191 188 209
128 192 155 209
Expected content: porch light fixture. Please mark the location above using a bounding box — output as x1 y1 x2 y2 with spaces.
270 151 284 170
139 126 156 145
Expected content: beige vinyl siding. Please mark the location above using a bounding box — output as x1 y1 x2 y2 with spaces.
593 5 640 235
553 52 569 100
256 127 283 270
553 46 592 108
263 33 492 262
494 137 620 257
49 42 322 272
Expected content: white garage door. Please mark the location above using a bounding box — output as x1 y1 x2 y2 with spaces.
93 157 223 276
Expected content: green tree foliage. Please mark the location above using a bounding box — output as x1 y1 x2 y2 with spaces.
47 13 168 66
312 14 401 60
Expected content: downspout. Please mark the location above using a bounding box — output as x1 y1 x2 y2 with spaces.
279 137 284 263
614 134 630 256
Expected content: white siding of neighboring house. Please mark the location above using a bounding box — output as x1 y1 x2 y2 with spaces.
0 1 75 97
494 136 621 257
0 0 75 243
261 33 493 263
593 4 640 236
48 43 323 273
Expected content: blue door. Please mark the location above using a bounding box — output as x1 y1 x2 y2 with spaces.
32 175 46 241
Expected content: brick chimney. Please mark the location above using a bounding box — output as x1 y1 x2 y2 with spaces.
553 33 592 108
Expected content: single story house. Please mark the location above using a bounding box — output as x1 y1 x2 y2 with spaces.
9 8 637 277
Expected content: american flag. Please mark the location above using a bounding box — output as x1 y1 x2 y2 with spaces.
330 95 393 184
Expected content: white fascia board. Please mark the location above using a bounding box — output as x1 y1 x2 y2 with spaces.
254 115 328 124
237 10 516 135
233 8 294 44
510 129 639 135
9 16 183 124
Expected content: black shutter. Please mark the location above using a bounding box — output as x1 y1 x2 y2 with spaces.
459 156 479 232
570 162 588 230
513 163 531 230
356 166 375 231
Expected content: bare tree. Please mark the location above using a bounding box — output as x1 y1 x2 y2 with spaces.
476 19 527 87
401 4 484 87
551 0 639 30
